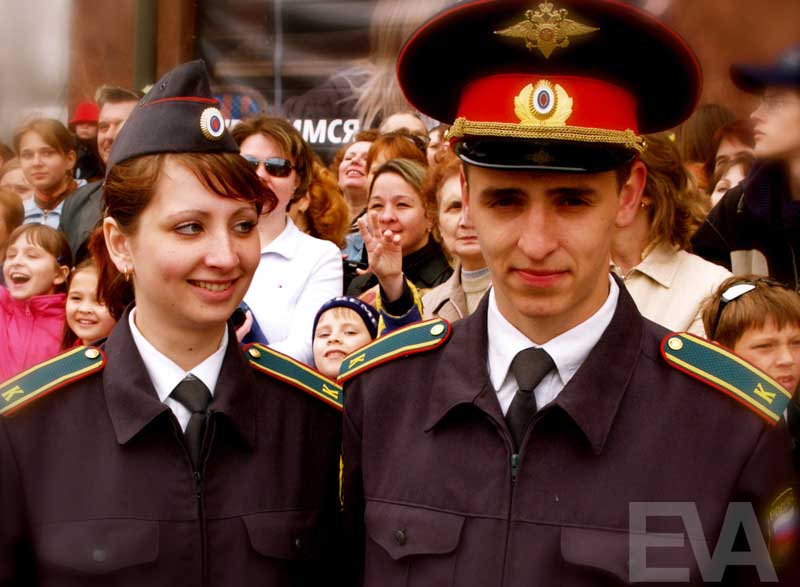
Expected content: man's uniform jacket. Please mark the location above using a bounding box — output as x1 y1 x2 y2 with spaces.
342 285 798 585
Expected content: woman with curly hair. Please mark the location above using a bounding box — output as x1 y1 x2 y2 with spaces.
611 133 732 335
289 161 350 248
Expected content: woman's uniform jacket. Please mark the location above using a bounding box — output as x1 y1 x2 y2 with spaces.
0 307 342 586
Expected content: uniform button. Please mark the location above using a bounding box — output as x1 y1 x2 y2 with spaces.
393 529 407 545
293 537 302 550
92 548 107 562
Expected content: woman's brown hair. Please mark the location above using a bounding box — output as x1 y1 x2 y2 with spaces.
640 133 710 251
299 162 351 247
94 152 275 319
365 133 428 173
232 115 315 197
13 118 76 158
420 150 462 243
0 187 25 237
702 275 800 349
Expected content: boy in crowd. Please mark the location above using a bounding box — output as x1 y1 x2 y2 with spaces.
703 276 800 470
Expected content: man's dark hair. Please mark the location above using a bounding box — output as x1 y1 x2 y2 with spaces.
94 85 142 109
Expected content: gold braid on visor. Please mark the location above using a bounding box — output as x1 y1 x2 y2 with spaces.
446 117 647 153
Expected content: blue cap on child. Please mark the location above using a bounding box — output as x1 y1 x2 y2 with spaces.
312 296 380 340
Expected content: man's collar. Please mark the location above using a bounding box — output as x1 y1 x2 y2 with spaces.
425 276 642 455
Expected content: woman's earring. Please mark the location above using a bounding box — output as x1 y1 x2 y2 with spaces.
123 266 132 282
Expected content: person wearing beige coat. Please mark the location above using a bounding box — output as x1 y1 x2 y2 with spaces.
612 134 732 337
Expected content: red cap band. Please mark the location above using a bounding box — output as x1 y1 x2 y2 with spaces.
457 74 639 133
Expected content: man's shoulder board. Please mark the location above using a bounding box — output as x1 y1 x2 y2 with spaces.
661 332 792 425
245 344 343 412
0 346 106 417
338 317 451 382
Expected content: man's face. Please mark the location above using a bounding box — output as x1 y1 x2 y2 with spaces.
462 162 643 342
97 100 138 164
750 88 800 161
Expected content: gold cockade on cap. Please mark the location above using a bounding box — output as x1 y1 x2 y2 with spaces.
495 2 598 59
514 79 573 126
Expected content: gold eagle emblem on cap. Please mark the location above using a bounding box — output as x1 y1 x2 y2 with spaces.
495 2 599 59
515 79 573 126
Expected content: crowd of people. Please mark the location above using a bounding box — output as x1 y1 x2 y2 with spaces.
1 53 798 395
0 0 799 582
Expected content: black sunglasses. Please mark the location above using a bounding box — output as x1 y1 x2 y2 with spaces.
241 155 294 178
709 277 788 340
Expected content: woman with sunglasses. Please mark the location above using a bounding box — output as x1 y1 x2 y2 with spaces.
702 276 800 470
0 61 342 584
232 116 343 365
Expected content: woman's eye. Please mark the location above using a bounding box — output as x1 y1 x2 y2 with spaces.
368 203 383 211
175 222 202 235
234 220 256 234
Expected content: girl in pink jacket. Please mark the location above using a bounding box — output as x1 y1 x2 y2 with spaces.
0 224 71 381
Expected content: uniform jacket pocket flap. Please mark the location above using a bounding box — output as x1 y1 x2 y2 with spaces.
365 501 465 560
242 510 320 560
36 519 158 575
560 526 630 583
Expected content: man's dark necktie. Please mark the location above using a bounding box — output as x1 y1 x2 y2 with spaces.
506 348 555 451
170 375 212 468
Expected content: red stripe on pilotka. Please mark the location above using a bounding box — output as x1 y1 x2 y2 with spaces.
144 97 219 107
457 74 639 133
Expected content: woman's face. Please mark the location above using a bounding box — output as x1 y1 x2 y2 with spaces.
110 159 261 334
239 133 298 217
733 319 800 395
437 174 482 266
0 168 34 201
338 141 370 194
367 172 430 255
710 163 746 207
66 267 116 344
18 131 75 195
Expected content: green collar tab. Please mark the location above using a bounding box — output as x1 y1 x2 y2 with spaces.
338 318 451 382
661 332 792 425
1 346 106 417
245 344 343 412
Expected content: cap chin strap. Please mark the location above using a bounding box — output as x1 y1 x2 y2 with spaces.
447 117 646 153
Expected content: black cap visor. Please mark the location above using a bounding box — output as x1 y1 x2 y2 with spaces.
455 137 637 173
730 64 800 94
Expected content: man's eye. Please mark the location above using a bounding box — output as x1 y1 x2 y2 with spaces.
175 222 202 235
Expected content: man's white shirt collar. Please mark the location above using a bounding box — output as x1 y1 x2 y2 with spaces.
487 275 619 414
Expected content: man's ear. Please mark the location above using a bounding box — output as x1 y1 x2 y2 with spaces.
460 166 473 225
103 217 134 273
615 160 647 229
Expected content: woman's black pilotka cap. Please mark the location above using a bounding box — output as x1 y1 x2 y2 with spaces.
105 60 239 174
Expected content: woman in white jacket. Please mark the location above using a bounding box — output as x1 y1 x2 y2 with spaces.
233 116 343 365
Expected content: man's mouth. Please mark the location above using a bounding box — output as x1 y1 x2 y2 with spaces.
324 349 346 360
